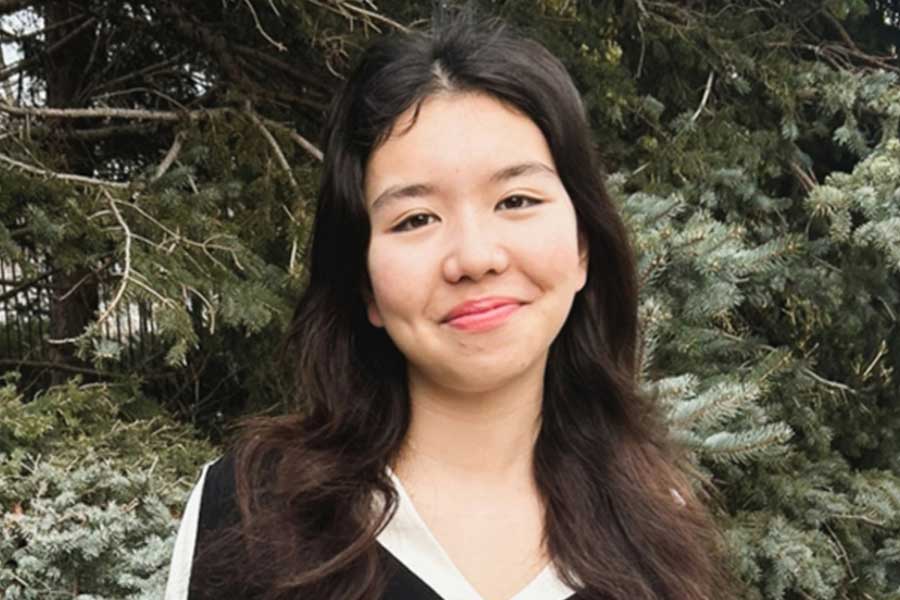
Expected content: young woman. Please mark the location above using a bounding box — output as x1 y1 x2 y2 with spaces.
165 11 731 600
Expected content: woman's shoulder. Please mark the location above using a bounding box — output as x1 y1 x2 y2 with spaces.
197 452 241 533
165 454 241 600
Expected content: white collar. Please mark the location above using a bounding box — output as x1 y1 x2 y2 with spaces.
376 466 577 600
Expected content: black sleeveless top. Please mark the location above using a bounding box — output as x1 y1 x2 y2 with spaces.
165 455 579 600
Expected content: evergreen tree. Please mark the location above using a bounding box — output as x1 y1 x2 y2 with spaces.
0 1 897 597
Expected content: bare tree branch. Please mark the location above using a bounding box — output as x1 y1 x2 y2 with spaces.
306 0 409 33
232 44 324 89
263 117 323 162
690 71 715 123
242 0 286 52
1 102 324 161
153 130 185 181
89 54 188 96
790 160 817 193
0 151 130 188
0 101 224 121
245 104 298 189
91 190 133 332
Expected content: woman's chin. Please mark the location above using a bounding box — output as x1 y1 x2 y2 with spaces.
410 355 546 396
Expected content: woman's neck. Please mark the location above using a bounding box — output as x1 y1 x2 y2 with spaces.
393 367 544 487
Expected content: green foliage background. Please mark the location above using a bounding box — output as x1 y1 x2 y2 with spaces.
0 0 897 597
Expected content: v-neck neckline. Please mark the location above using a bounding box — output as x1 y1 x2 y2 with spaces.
376 466 576 600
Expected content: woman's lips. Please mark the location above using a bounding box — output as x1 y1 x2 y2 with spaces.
443 302 522 332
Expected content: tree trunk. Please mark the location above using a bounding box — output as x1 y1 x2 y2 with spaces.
43 0 99 384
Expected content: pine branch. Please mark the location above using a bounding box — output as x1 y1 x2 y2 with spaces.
113 199 243 272
0 103 324 161
29 123 159 141
702 424 793 464
832 513 890 529
668 381 761 430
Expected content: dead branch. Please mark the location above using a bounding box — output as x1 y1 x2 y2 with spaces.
766 41 900 74
93 190 133 332
690 71 715 123
115 200 241 272
0 101 225 121
243 0 286 52
245 104 298 189
0 151 130 188
153 131 185 181
634 0 649 17
790 160 817 193
232 43 328 89
263 117 323 162
1 102 324 163
90 54 188 96
306 0 409 33
822 9 861 53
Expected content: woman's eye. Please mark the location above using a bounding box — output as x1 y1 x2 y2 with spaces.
392 213 437 232
497 195 541 210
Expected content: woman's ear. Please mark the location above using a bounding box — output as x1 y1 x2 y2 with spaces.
361 280 384 328
366 298 384 328
576 230 589 291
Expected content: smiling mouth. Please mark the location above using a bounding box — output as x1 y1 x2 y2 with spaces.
443 298 523 331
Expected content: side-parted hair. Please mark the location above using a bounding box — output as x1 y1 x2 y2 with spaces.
192 10 733 600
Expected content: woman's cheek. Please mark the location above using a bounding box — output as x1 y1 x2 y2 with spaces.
519 218 582 288
367 241 424 324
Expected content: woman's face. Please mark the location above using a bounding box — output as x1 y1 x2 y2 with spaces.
363 92 587 394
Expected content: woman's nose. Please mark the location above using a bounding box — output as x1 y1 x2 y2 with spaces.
441 216 510 283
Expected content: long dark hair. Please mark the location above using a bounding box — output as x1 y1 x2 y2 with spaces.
192 10 732 600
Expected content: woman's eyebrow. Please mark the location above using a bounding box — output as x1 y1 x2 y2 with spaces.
370 183 436 213
489 161 557 184
369 161 557 213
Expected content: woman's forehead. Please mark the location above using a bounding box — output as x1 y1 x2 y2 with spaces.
364 92 557 204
